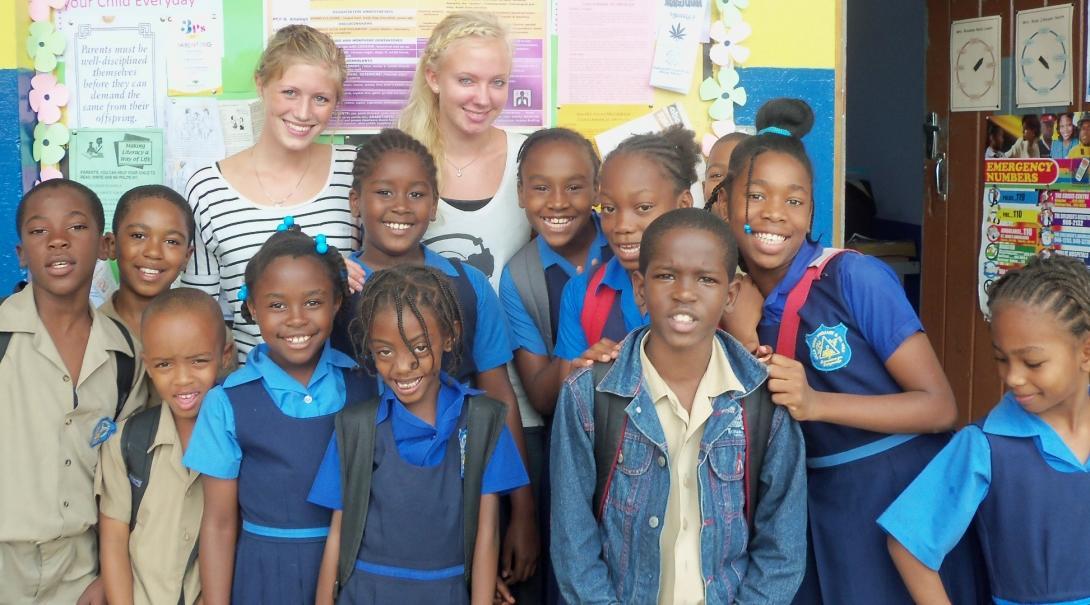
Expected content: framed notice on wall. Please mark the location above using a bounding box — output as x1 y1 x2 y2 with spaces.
950 16 1001 112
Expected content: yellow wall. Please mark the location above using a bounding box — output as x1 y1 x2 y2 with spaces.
0 1 31 70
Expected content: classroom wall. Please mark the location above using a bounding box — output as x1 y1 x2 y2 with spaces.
845 0 927 227
0 2 35 290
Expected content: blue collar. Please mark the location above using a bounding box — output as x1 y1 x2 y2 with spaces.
375 372 483 425
350 246 460 279
597 256 632 294
985 393 1090 471
760 239 824 326
225 341 356 391
595 327 770 404
535 213 611 278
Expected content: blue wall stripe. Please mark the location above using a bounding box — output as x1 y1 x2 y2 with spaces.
0 68 35 291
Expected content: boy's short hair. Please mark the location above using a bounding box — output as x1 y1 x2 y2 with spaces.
16 179 105 236
639 207 738 276
141 287 225 349
112 184 196 244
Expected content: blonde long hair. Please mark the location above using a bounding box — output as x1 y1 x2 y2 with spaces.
399 12 511 179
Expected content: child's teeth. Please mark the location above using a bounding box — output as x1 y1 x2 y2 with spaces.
286 335 311 344
673 313 694 323
755 232 786 243
544 217 572 224
139 268 161 275
52 261 68 267
384 222 412 231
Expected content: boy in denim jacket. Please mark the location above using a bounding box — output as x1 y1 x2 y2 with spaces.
550 208 807 604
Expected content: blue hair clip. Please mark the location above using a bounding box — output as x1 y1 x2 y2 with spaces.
743 223 753 234
757 126 792 137
238 283 249 302
315 234 328 254
276 216 295 232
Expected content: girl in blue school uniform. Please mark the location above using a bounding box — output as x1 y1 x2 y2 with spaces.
715 98 986 604
309 264 529 604
552 125 698 365
183 222 377 605
327 129 539 585
881 254 1090 604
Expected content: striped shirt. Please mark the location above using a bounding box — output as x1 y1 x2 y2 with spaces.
181 145 361 362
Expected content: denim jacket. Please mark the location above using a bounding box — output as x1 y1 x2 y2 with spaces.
550 328 807 604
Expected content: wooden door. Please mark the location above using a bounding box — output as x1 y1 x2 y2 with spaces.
921 0 1089 423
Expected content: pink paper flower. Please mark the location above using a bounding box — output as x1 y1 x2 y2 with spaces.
702 121 738 157
29 0 66 22
36 166 64 185
29 73 69 125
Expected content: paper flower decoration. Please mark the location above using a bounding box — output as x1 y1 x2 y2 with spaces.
29 73 69 124
699 68 748 122
33 122 69 166
27 21 66 73
715 0 749 26
36 166 64 185
702 120 738 157
29 0 66 22
709 20 752 66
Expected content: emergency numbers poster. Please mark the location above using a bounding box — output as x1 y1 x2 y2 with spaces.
979 112 1090 313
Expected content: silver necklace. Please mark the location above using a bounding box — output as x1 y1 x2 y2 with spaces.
445 130 491 178
252 146 312 207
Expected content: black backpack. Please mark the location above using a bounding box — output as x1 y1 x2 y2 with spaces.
120 407 197 605
590 360 774 534
0 297 136 421
332 394 507 598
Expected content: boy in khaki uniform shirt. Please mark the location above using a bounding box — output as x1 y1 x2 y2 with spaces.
0 180 148 604
97 288 232 605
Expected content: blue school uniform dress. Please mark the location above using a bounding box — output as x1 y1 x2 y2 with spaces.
757 240 985 605
553 256 649 361
880 393 1090 605
308 373 529 604
331 246 513 383
500 216 613 356
183 342 376 605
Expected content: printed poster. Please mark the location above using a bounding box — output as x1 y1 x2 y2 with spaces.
264 0 548 132
978 112 1090 314
950 16 1001 112
69 129 165 230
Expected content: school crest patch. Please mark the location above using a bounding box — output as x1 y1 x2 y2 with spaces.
89 417 116 448
805 323 852 372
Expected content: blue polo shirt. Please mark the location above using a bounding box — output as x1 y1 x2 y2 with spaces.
499 219 612 356
307 372 529 509
347 247 512 372
761 240 922 362
183 342 357 479
553 257 649 361
878 393 1090 571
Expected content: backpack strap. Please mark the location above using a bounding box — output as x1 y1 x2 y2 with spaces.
119 406 162 532
590 361 629 520
739 383 774 536
509 243 554 357
461 395 507 586
106 316 137 420
580 264 617 346
334 397 382 597
775 249 853 360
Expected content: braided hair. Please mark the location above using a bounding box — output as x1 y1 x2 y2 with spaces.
516 127 601 185
717 98 816 237
349 264 464 374
239 224 349 323
351 128 438 196
605 125 700 195
987 254 1090 338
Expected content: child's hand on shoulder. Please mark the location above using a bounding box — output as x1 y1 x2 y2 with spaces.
573 338 621 368
346 260 366 293
76 577 107 605
767 353 821 421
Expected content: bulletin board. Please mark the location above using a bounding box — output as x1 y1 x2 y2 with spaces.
2 0 844 288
